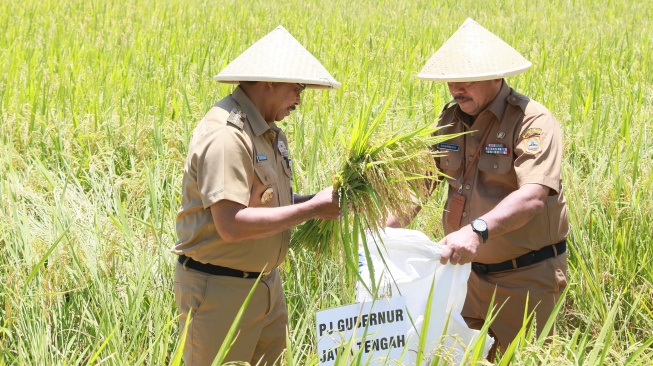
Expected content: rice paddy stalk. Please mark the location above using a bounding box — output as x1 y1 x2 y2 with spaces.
291 96 463 266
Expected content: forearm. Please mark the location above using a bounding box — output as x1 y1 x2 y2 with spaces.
386 205 422 228
480 183 548 240
293 193 316 204
219 202 321 242
211 187 339 242
384 189 428 228
439 183 549 265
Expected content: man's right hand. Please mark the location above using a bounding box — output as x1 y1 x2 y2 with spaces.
310 187 340 220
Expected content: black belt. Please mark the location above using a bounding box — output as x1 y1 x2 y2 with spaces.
471 240 566 275
178 255 270 279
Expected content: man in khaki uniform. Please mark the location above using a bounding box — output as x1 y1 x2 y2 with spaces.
390 18 569 357
171 26 341 366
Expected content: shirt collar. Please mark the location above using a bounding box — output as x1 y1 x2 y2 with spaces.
485 80 511 121
232 86 270 137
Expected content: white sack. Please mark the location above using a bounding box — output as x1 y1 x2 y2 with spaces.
356 228 493 365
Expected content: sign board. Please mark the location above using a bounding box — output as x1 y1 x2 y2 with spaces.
316 296 408 366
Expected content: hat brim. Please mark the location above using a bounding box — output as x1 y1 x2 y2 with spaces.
213 75 342 89
417 63 532 82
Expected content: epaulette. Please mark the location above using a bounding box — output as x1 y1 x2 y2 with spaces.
226 108 246 130
506 92 529 111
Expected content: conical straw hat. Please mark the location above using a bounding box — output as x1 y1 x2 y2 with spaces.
214 25 341 89
417 18 532 82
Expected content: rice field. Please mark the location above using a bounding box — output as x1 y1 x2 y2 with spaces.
1 0 652 364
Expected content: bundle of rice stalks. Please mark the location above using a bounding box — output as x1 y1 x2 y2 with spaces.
291 98 463 270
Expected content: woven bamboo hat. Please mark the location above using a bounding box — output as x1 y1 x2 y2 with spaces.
418 18 532 82
214 25 341 89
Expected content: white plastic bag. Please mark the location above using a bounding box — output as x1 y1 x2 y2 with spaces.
356 228 493 365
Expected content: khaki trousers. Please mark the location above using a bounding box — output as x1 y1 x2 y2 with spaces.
174 262 288 366
462 253 568 354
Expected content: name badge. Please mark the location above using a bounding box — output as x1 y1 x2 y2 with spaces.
437 143 460 152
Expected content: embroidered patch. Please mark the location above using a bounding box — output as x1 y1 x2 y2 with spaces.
485 143 510 155
521 128 542 154
522 128 542 139
261 187 274 204
524 136 542 154
437 143 460 152
226 108 246 129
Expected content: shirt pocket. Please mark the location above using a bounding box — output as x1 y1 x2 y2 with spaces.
478 154 512 174
252 162 279 207
476 154 516 198
438 151 463 178
254 161 278 187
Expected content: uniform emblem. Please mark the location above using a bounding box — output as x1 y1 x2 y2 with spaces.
485 143 509 155
278 140 289 157
226 108 246 130
497 132 506 139
522 128 542 138
522 128 543 155
261 188 274 204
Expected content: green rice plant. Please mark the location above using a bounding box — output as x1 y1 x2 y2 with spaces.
291 94 464 268
1 0 653 364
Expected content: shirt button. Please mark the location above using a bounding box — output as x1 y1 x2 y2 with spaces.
265 175 270 181
465 184 470 190
445 160 450 166
468 156 474 162
493 164 499 169
462 212 467 218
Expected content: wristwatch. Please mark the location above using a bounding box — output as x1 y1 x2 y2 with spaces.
471 219 488 243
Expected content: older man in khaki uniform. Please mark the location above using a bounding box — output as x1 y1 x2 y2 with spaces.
172 26 341 366
390 18 569 357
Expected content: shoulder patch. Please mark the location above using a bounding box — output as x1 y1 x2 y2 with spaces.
226 108 246 130
522 128 542 138
521 128 543 155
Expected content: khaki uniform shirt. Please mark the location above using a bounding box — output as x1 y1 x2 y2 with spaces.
172 87 293 272
434 81 569 264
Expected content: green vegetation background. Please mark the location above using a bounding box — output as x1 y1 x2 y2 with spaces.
1 0 651 364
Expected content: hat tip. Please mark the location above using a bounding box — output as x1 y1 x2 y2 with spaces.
462 17 477 25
